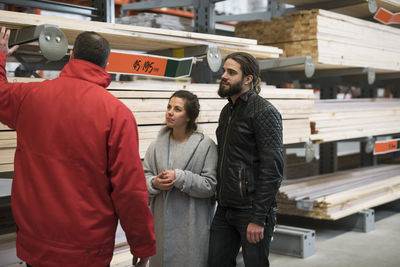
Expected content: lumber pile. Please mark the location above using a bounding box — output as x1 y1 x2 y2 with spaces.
310 98 400 143
112 82 313 156
116 13 193 31
0 78 314 172
272 0 400 18
0 10 281 60
277 165 400 220
235 9 400 71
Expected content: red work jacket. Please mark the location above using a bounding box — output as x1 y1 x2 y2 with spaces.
0 52 155 267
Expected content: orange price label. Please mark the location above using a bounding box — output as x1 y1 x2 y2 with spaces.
374 8 400 24
106 52 168 76
373 139 400 155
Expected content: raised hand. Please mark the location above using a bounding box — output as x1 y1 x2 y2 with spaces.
0 27 19 56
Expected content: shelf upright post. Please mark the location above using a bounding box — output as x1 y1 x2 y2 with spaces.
92 0 115 23
319 79 338 174
359 82 377 166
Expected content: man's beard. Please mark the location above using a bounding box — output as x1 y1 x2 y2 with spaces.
218 79 243 98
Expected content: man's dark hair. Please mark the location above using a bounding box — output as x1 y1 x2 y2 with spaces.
72 31 110 68
170 90 200 133
225 52 261 94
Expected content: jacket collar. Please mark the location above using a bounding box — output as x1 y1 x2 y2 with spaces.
59 59 111 88
155 127 204 172
228 90 255 105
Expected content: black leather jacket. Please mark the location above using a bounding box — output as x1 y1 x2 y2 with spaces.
216 90 284 226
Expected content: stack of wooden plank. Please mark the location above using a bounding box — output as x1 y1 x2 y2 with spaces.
310 98 400 143
0 128 14 173
277 165 400 220
235 9 400 71
272 0 400 18
109 81 313 156
0 78 314 172
116 12 193 31
0 10 282 60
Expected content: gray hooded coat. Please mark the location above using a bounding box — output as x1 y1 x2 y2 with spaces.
143 127 218 267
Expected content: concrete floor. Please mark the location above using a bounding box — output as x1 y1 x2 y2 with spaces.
267 201 400 267
269 212 400 266
3 201 400 267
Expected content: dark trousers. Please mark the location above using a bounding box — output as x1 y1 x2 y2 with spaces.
208 206 275 267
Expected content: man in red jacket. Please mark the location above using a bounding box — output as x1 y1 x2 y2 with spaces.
0 27 155 267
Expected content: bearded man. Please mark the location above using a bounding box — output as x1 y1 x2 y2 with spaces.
208 52 284 267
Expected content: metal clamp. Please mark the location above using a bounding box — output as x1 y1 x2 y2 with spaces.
368 0 378 13
367 67 376 85
364 136 375 154
305 141 315 163
207 46 222 72
9 25 68 61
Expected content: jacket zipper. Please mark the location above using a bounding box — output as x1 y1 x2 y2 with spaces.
238 167 243 198
219 113 232 205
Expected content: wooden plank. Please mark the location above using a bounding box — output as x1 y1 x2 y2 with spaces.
119 98 313 113
0 78 313 166
0 131 16 140
310 99 400 142
8 78 315 100
310 126 400 143
0 164 13 173
0 149 15 165
280 165 399 198
277 165 400 220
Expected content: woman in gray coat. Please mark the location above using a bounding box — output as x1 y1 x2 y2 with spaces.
143 90 218 267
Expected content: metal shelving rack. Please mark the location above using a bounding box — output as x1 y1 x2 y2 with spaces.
0 0 115 22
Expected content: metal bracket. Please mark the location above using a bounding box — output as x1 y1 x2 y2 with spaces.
215 11 272 22
9 25 68 61
311 67 376 85
206 46 222 72
367 67 376 85
288 0 377 14
368 0 378 13
296 199 314 211
270 225 315 258
364 136 375 154
259 56 315 78
305 141 315 163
